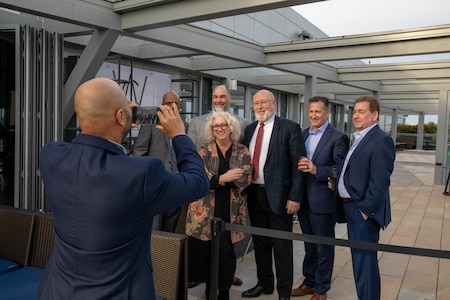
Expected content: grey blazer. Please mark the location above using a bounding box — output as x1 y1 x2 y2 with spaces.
133 120 189 171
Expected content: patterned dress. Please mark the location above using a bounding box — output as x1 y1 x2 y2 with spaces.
185 141 252 290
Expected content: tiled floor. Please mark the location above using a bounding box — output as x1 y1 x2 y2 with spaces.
188 150 450 300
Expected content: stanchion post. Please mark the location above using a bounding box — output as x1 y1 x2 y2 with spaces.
209 217 224 300
444 167 450 195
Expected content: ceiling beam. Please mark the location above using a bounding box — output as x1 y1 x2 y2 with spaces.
137 25 267 65
0 0 121 30
119 0 325 31
265 25 450 63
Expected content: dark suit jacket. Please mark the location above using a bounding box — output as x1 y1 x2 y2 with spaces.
302 124 349 214
342 125 395 229
38 133 209 300
245 116 306 215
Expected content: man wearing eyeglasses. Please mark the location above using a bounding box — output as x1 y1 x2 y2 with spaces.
242 89 306 300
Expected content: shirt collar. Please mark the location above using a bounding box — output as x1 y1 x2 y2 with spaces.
355 123 378 140
108 139 127 154
309 121 329 135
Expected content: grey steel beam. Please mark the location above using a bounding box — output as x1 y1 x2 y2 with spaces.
0 0 121 30
119 0 325 31
63 29 120 128
137 25 266 65
265 25 450 63
338 61 450 83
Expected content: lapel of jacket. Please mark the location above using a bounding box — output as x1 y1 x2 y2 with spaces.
266 116 280 161
245 121 258 147
164 135 171 150
311 124 332 162
348 125 378 163
302 128 309 141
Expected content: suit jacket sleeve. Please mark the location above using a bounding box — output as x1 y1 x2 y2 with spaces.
358 133 395 216
287 122 306 202
143 134 210 215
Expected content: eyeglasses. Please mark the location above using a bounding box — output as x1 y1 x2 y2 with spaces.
212 123 229 131
253 99 274 106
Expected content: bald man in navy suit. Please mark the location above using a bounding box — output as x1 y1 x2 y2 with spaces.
38 78 209 300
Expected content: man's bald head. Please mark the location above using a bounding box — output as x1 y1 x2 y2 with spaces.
74 78 132 143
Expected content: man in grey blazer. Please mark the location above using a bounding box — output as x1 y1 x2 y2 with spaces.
188 85 247 149
133 91 188 232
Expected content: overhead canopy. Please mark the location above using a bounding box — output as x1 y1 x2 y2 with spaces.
1 0 449 115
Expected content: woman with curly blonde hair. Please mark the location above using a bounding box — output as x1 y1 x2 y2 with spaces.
186 111 252 300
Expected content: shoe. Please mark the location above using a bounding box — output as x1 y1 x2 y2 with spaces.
291 284 314 297
242 285 274 298
232 276 243 286
310 293 327 300
188 281 199 288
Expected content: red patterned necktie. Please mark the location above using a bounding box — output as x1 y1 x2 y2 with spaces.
252 122 264 181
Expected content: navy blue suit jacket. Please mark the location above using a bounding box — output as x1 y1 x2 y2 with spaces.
38 133 209 300
302 124 349 214
245 116 306 215
342 125 395 228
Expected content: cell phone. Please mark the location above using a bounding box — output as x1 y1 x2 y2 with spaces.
132 107 160 125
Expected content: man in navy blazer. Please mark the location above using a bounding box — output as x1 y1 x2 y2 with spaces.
292 96 349 300
133 91 189 233
242 89 305 300
336 96 395 300
38 78 209 300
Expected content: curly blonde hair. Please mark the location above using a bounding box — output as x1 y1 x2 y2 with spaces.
205 111 241 143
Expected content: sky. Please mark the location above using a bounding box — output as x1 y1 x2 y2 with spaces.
293 0 449 38
292 0 449 123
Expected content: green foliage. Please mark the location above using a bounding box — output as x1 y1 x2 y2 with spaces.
398 122 437 134
424 122 437 133
397 123 417 133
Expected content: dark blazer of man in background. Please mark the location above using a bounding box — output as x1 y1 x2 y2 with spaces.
133 91 189 233
337 95 395 300
292 96 349 300
38 78 209 300
242 89 305 300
